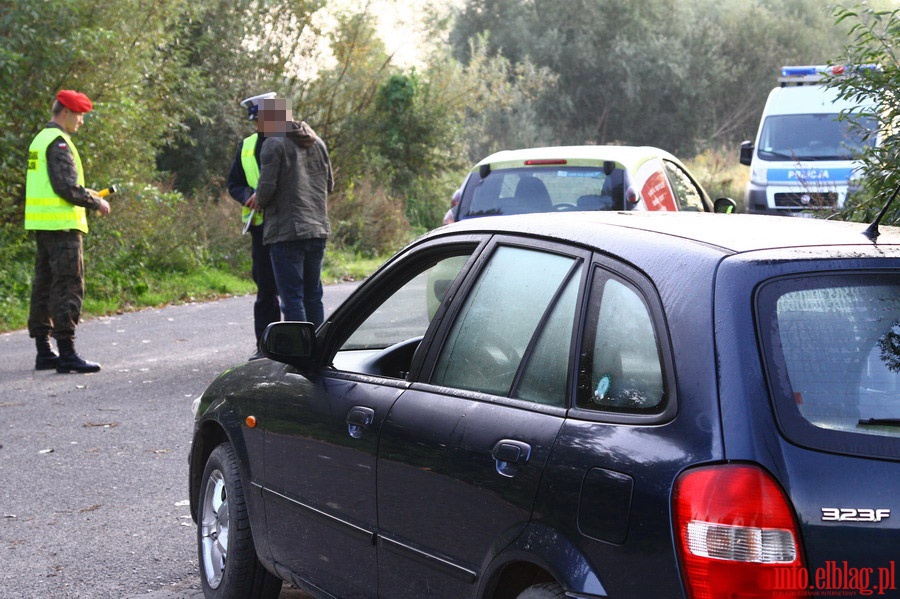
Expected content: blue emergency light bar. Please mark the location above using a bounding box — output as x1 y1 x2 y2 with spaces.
781 65 836 78
780 64 879 82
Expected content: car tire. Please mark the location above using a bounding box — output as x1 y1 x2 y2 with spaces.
516 582 567 599
198 442 282 599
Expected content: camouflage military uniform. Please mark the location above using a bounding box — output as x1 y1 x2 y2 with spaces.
27 123 103 342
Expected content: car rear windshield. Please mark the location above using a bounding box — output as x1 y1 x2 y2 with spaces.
458 166 629 219
758 273 900 459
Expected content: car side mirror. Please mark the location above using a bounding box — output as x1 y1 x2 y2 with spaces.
739 141 753 166
261 321 316 367
714 197 737 213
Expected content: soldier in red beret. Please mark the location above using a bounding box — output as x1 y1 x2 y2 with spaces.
24 90 111 373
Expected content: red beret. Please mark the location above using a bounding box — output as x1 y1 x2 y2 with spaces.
56 90 93 113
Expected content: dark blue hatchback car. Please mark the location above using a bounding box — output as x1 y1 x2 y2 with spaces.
189 212 900 599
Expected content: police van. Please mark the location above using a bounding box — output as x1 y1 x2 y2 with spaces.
740 65 877 215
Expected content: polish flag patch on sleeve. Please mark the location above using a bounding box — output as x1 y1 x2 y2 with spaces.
57 142 68 149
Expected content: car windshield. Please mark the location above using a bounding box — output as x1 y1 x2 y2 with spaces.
757 113 876 161
458 166 629 218
759 273 900 458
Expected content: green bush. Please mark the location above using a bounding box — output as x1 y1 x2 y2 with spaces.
85 183 250 294
684 147 749 211
329 177 413 257
0 224 35 328
0 181 255 331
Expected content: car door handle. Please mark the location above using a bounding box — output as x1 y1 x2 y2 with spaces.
492 439 532 478
346 406 375 439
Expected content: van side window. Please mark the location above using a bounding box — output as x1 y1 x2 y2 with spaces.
578 269 665 412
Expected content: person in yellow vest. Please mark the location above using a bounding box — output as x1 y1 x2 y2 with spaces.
227 92 280 360
25 90 110 373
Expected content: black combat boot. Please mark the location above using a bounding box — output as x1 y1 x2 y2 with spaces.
34 336 59 370
56 337 101 374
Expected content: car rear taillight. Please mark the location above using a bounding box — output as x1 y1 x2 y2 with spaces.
673 464 807 598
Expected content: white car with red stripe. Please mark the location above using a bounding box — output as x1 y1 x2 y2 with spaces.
450 145 735 223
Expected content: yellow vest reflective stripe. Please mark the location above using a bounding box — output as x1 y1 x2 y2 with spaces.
240 134 263 226
25 128 88 233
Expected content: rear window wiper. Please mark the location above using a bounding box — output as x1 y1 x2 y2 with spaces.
858 418 900 427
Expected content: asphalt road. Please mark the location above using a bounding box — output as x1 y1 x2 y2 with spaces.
0 283 359 599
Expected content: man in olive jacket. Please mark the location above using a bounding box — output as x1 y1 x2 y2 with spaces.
254 98 333 326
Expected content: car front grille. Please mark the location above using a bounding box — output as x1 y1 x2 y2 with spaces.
773 192 838 209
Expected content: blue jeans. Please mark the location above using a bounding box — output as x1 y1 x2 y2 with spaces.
268 238 326 326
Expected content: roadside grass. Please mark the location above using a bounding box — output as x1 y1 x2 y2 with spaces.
323 250 387 284
0 247 387 334
81 268 258 316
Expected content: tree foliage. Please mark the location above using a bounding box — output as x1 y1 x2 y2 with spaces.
3 0 894 329
156 0 327 194
0 0 207 327
310 7 553 233
0 0 198 212
830 2 900 224
450 0 850 155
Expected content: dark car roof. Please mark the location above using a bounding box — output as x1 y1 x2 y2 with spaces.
434 211 900 256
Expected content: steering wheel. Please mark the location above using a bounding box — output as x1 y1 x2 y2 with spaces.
465 335 522 391
356 336 424 378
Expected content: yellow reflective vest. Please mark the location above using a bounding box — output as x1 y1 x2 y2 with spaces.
240 134 264 226
25 128 88 233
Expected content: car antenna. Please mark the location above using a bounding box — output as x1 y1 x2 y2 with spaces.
863 183 900 242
